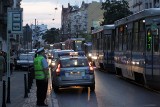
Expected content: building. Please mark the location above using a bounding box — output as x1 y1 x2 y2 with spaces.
61 1 104 40
30 24 48 48
0 0 22 52
87 1 104 33
126 0 160 13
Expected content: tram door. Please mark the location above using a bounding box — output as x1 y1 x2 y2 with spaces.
145 26 160 81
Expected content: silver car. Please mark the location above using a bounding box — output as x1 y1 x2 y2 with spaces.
52 55 95 93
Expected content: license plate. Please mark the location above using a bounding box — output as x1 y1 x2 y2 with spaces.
65 72 85 77
22 65 28 67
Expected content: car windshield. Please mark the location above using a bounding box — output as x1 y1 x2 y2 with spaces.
19 55 33 60
60 58 89 67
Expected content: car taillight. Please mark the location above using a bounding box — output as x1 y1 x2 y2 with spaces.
56 64 61 75
89 62 94 73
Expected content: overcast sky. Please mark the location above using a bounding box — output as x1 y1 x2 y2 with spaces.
21 0 100 29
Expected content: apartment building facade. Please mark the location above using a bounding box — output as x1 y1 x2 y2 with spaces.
0 0 22 52
126 0 160 13
61 1 104 40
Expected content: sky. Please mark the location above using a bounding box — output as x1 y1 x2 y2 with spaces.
21 0 100 29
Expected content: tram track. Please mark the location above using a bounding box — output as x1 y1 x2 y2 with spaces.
116 75 160 94
97 68 160 94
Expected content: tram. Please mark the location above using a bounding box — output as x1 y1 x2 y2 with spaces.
114 8 160 90
53 42 65 50
91 24 115 72
64 38 85 51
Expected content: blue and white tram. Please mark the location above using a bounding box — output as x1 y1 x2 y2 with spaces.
91 24 115 72
114 8 160 90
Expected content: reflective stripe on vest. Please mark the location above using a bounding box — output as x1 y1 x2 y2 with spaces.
34 56 45 80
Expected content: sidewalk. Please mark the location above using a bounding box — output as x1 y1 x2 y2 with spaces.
0 71 57 107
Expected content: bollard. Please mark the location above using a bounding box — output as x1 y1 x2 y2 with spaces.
6 77 11 103
2 80 6 107
27 72 30 93
29 71 32 88
29 68 33 86
24 74 28 98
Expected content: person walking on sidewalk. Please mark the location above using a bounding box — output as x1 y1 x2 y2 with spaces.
34 47 49 106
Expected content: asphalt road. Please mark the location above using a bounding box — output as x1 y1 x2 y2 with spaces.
53 69 160 107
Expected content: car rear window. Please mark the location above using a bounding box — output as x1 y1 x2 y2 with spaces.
60 58 89 68
19 55 33 60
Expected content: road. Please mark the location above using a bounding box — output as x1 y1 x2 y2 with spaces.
53 69 160 107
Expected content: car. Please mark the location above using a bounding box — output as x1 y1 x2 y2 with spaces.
49 50 74 69
15 54 34 70
51 52 95 93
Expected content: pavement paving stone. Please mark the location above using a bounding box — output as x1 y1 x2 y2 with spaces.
0 71 54 107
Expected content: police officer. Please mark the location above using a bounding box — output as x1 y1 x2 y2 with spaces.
34 47 49 106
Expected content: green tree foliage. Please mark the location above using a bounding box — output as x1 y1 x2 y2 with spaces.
101 0 133 25
42 28 60 44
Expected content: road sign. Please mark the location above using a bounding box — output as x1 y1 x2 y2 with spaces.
7 8 23 34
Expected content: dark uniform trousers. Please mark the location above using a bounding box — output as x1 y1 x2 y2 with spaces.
36 79 48 104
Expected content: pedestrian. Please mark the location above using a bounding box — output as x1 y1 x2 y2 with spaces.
33 47 49 106
10 50 15 74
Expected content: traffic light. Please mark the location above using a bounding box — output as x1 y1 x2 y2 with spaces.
147 29 151 51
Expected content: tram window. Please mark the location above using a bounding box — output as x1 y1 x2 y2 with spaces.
154 30 159 52
123 26 127 51
103 36 107 50
107 35 111 50
139 20 145 51
133 33 139 51
139 31 145 51
115 28 119 51
133 21 139 51
128 32 132 50
119 26 123 51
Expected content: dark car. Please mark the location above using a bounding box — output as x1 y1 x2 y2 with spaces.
50 50 74 69
52 53 95 93
15 54 34 70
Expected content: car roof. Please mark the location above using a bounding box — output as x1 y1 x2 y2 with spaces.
60 56 87 60
19 53 33 56
51 49 73 54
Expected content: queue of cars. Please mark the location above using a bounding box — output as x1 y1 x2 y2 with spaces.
15 48 95 93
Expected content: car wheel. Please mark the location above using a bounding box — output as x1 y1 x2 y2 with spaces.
90 85 95 91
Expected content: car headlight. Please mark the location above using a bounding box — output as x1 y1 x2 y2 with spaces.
132 61 139 65
88 53 92 57
51 61 56 66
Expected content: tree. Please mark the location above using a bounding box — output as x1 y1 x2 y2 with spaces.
101 0 133 25
42 28 60 44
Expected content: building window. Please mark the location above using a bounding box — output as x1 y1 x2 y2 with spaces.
145 3 148 9
150 3 152 8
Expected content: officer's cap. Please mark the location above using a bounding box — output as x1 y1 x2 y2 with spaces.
37 47 45 53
